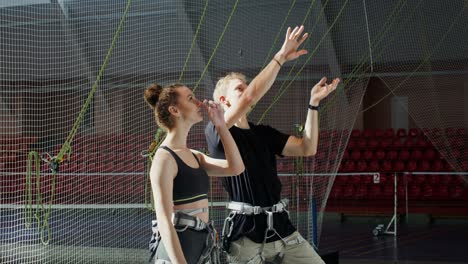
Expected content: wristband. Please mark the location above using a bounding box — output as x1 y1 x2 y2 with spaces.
308 104 319 111
272 58 282 67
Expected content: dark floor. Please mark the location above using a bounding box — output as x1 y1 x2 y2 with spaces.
319 213 468 264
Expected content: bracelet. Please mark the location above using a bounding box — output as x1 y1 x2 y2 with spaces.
308 104 319 111
272 58 282 67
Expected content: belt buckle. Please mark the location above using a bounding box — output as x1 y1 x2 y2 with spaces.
253 206 262 215
172 212 182 227
271 204 279 213
195 218 205 230
266 211 274 230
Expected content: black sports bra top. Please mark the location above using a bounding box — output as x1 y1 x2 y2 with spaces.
161 146 209 205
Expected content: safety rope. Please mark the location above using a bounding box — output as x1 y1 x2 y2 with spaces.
193 0 240 92
179 0 210 83
24 0 133 245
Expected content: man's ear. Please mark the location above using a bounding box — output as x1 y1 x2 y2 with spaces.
219 96 230 107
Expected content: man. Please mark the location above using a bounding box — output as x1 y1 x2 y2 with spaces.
205 25 339 264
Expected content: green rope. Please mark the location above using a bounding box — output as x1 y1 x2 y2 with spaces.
145 128 166 211
260 0 298 70
23 0 133 245
257 0 350 124
179 0 209 82
25 151 40 228
193 0 239 92
56 0 132 162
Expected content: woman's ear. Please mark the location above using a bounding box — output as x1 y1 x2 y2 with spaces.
168 105 179 116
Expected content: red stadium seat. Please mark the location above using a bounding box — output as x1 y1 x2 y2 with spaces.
363 150 374 160
375 149 386 160
392 138 403 149
431 159 444 172
369 185 382 199
396 128 407 138
368 160 380 171
368 138 379 149
408 128 420 138
398 150 410 161
418 160 431 171
450 138 463 148
343 160 356 172
393 160 405 171
384 128 395 138
416 138 429 148
342 150 350 160
347 139 357 149
381 160 392 172
423 149 437 160
342 185 355 198
356 161 367 172
435 185 450 200
449 186 464 200
383 184 394 199
355 185 368 199
445 127 456 137
386 150 398 160
404 137 415 148
408 185 422 200
410 150 423 160
375 128 384 138
431 128 443 138
350 175 361 184
406 160 417 171
428 175 440 185
357 138 367 148
330 185 343 200
350 150 361 160
362 128 374 138
362 175 373 184
421 184 434 200
380 138 392 148
351 129 361 138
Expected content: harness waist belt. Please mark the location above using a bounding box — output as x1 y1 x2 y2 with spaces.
172 211 208 231
226 198 289 215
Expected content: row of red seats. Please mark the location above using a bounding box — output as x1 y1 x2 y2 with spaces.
347 136 464 150
339 159 455 172
350 127 465 139
0 174 147 204
342 148 448 161
334 173 466 185
330 183 466 200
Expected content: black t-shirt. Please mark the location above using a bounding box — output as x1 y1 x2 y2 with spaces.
205 122 296 243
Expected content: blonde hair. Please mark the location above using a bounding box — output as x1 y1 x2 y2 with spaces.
213 72 248 103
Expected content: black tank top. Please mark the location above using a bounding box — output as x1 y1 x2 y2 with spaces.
161 146 209 205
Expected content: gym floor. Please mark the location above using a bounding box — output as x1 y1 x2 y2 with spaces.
319 213 468 264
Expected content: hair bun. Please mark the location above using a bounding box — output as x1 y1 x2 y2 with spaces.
144 83 163 108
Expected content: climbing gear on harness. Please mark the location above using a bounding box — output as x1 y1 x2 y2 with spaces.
149 208 220 264
221 199 290 254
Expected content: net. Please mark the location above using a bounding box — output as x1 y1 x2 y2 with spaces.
0 0 466 263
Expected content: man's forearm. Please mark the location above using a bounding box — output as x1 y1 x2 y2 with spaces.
302 98 320 156
244 55 284 106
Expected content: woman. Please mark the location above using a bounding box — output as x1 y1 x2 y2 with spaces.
144 83 244 264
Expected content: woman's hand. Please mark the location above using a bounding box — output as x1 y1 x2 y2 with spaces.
203 100 225 127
